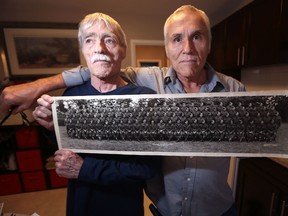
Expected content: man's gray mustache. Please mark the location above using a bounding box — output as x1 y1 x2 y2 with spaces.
91 54 111 63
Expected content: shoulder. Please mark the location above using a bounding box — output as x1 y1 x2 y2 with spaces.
122 66 166 80
216 72 246 92
120 67 167 93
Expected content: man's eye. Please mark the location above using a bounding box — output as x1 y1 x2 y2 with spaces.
85 38 93 44
193 33 201 40
105 38 117 45
173 37 181 43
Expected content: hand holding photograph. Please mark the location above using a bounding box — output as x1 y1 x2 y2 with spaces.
52 90 288 158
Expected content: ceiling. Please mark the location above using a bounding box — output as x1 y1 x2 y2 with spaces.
0 0 253 26
84 0 253 25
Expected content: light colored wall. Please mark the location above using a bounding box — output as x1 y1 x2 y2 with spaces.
0 1 165 70
0 0 253 72
241 65 288 91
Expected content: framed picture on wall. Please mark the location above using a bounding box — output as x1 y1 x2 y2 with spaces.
0 22 84 80
136 59 162 67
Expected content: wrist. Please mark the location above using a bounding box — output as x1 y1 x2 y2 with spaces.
35 74 66 95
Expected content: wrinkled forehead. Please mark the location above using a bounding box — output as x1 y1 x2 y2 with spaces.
81 20 120 45
168 13 207 31
83 19 114 33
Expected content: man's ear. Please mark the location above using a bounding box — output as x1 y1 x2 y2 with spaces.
122 47 126 59
165 46 170 60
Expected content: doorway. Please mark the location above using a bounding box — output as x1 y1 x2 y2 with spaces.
130 40 169 67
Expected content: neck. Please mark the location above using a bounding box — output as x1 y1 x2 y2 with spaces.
178 69 207 93
91 75 127 93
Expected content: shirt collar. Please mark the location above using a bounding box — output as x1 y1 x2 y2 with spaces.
201 63 225 92
163 63 226 93
164 67 177 85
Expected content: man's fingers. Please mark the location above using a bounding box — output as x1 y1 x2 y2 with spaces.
32 107 50 119
41 94 54 104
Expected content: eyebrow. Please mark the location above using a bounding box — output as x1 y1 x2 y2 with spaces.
171 33 181 38
171 30 203 38
192 30 202 34
84 32 117 40
83 32 96 40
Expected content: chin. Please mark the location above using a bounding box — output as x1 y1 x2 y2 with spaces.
91 71 109 79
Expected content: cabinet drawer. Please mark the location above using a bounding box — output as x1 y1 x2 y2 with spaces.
16 126 39 149
0 173 22 195
21 171 47 192
48 169 68 188
16 150 43 172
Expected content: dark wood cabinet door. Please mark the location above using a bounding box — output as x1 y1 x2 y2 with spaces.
236 158 288 216
223 8 249 70
236 162 279 216
280 0 288 63
247 0 283 66
208 22 226 72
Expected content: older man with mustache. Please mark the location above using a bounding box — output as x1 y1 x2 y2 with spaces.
32 12 159 216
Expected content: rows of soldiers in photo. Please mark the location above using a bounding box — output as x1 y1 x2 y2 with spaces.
56 95 283 142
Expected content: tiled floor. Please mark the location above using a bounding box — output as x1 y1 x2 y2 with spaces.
0 188 153 216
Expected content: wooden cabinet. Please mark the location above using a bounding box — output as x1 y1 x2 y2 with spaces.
208 5 251 80
223 7 250 70
247 0 285 66
208 21 226 72
209 0 288 79
280 0 288 63
235 158 288 216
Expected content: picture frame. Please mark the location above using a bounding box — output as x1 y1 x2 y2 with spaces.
136 59 162 67
0 22 85 80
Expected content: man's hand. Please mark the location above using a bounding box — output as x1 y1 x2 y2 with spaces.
54 149 83 179
0 74 66 115
32 94 55 131
0 81 42 115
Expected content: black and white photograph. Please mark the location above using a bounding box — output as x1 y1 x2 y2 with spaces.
52 90 288 158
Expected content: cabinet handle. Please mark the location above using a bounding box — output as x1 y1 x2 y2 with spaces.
241 46 245 66
269 193 276 216
237 47 241 66
280 200 287 216
280 0 284 17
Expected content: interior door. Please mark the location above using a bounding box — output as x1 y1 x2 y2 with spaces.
135 45 168 68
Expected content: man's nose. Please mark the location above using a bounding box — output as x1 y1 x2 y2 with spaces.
94 39 105 53
183 39 195 53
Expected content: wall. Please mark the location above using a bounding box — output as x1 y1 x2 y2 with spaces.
0 1 168 71
241 65 288 91
0 2 167 81
0 0 253 80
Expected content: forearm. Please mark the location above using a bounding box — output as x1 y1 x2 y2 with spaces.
78 156 160 184
33 74 66 95
0 74 65 114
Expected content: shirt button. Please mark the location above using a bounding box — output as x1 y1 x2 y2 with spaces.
184 197 188 201
187 178 191 181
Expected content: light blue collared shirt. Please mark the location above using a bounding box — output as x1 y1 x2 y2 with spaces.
62 64 246 216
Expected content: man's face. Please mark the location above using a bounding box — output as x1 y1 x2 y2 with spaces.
165 12 210 81
81 21 126 80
